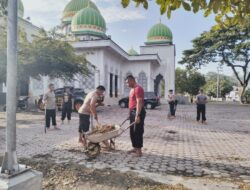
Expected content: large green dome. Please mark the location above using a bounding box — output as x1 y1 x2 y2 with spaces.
71 6 106 36
146 23 173 44
62 0 99 24
18 0 24 18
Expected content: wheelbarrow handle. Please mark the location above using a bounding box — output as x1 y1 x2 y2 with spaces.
120 118 130 127
118 121 136 136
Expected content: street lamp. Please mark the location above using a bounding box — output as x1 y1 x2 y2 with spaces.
0 0 19 174
216 65 223 100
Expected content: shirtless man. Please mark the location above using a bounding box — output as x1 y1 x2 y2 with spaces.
78 85 105 147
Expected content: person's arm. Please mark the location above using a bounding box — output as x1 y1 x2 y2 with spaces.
90 97 98 120
195 95 198 104
135 88 143 124
204 96 208 104
136 98 143 117
42 93 48 104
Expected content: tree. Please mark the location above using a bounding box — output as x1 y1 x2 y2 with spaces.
0 15 90 85
121 0 250 25
19 29 90 82
179 18 250 101
186 70 206 96
175 68 206 96
244 88 250 103
203 72 237 97
175 68 188 94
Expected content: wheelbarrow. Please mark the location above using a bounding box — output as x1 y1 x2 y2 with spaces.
84 119 135 158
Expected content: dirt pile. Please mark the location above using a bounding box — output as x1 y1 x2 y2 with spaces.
19 156 189 190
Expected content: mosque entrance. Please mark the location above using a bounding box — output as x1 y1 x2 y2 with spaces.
154 74 165 97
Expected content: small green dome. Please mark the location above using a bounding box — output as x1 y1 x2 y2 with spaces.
128 48 139 55
62 0 99 24
18 0 24 18
146 23 173 44
71 7 106 36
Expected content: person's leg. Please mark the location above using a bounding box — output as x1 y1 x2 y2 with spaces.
202 105 206 123
170 103 175 116
128 110 136 153
79 114 90 147
61 104 66 123
67 104 72 122
51 109 58 129
196 105 201 121
133 109 146 157
45 109 50 129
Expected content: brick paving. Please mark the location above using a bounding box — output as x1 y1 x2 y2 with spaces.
0 104 250 183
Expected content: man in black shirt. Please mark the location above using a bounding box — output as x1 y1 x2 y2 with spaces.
61 87 73 124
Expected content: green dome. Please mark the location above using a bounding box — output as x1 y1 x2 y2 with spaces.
146 23 173 44
71 7 106 36
18 0 24 18
62 0 99 24
128 48 138 55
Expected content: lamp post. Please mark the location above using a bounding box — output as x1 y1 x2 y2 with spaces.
216 65 223 100
0 1 43 189
1 0 19 174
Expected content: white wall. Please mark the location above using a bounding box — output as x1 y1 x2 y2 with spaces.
140 44 175 98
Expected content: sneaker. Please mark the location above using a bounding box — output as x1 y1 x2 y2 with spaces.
202 121 207 125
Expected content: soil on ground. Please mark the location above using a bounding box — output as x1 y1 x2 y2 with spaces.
17 155 189 190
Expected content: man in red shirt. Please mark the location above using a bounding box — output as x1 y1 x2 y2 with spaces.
126 75 146 157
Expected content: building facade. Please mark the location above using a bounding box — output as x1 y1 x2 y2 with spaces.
60 0 175 98
2 0 175 101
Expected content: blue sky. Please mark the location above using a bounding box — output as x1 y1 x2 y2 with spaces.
21 0 233 76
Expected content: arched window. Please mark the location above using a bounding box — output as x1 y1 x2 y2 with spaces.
138 72 147 91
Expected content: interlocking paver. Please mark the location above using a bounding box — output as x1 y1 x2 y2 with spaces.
0 103 250 182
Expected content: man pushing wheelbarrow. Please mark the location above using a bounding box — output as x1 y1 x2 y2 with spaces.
77 85 110 149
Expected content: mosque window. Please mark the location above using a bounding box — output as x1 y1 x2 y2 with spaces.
138 72 147 91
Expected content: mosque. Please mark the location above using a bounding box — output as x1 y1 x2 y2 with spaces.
2 0 175 100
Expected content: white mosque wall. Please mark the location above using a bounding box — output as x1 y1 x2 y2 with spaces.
19 19 40 42
102 49 124 96
141 44 175 98
122 61 151 95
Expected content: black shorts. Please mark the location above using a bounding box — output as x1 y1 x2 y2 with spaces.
79 114 90 133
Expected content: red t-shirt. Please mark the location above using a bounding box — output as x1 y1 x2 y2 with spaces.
129 85 144 109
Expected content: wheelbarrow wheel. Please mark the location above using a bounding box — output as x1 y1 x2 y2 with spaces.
86 142 101 158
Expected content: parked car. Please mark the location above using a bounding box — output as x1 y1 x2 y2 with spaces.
118 91 160 109
3 96 29 111
37 87 86 111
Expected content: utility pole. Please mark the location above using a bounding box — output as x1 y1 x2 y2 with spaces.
0 1 42 188
216 65 223 100
1 0 19 174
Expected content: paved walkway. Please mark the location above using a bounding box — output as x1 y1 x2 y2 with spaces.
0 104 250 186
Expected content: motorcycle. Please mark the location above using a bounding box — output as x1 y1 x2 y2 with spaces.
3 96 29 111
